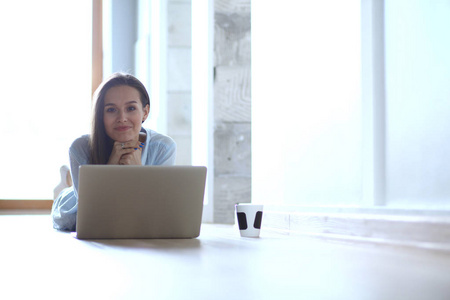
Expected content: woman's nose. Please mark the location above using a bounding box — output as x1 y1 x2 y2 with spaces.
117 110 127 122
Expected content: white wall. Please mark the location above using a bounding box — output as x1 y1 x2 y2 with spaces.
252 0 450 210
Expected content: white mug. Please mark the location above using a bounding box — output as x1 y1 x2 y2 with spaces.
235 203 264 237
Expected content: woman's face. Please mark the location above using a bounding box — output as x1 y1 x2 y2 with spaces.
103 85 149 143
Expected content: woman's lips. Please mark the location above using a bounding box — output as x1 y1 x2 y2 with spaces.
115 126 132 132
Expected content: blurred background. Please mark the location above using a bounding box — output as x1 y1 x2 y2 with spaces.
0 0 449 223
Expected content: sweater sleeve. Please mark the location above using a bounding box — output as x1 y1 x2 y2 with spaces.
153 137 177 166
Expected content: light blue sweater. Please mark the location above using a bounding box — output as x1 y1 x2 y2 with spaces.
51 128 177 231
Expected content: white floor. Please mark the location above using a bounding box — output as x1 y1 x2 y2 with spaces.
1 214 450 300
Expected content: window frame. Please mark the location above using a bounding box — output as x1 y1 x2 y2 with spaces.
0 0 102 210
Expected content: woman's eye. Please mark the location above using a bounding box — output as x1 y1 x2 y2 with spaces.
127 106 136 112
105 107 116 113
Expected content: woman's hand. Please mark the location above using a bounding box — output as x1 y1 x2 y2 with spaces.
107 141 144 165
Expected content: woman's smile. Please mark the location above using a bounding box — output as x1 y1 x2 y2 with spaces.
115 126 132 132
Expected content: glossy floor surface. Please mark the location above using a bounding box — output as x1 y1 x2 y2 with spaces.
1 214 450 300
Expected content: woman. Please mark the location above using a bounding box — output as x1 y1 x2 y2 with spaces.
52 73 176 231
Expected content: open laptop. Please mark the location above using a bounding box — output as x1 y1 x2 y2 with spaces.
75 165 207 239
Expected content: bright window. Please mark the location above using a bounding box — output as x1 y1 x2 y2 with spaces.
252 0 361 206
252 0 450 210
384 0 450 208
0 1 92 199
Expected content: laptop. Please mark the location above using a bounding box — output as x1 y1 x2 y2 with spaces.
75 165 207 239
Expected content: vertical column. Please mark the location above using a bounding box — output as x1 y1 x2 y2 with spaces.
361 0 386 206
92 0 103 94
103 0 137 76
149 0 168 134
135 0 168 135
167 0 192 165
192 0 215 222
213 0 252 223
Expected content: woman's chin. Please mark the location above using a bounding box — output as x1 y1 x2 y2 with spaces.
111 133 138 143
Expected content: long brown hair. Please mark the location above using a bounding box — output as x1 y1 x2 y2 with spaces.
89 73 150 164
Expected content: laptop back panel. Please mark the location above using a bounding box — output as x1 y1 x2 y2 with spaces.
76 165 206 239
